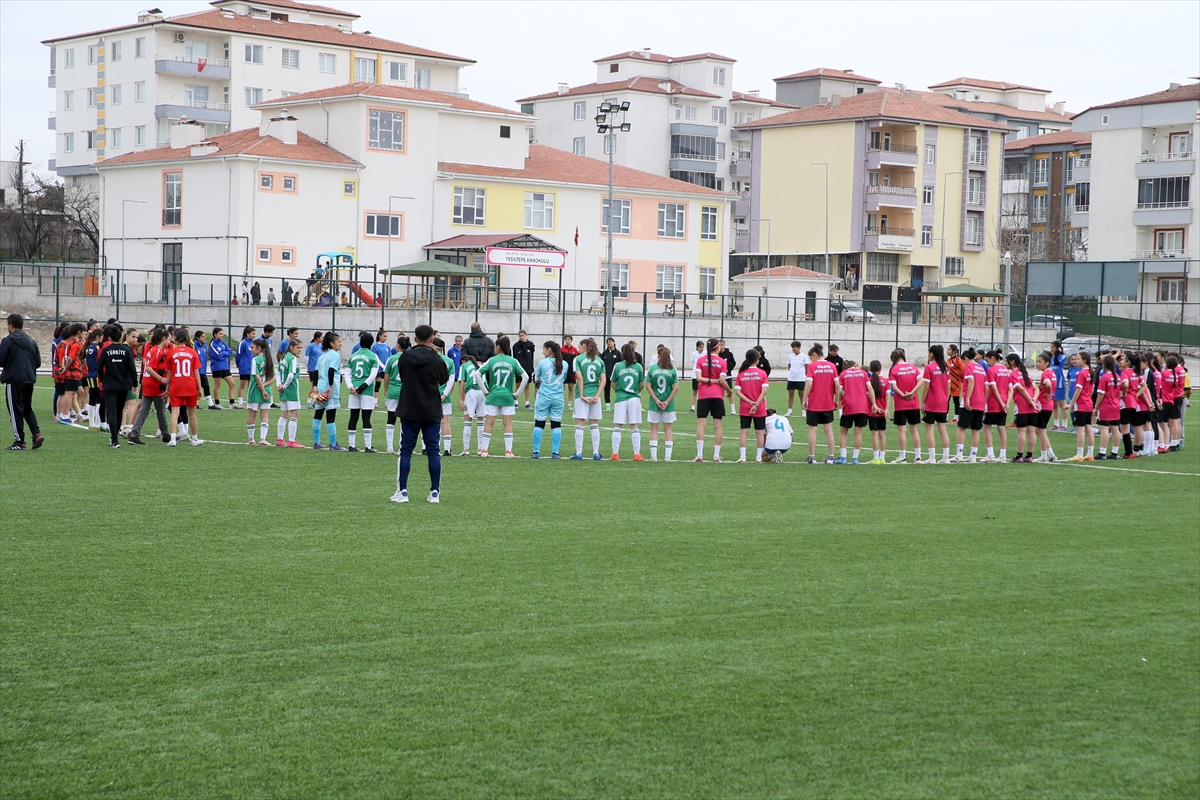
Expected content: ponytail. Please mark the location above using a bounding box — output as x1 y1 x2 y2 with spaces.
929 344 948 373
253 337 275 382
544 341 563 375
739 348 759 373
869 359 883 399
658 347 673 370
1006 353 1030 387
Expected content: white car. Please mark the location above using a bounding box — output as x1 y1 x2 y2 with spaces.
832 301 876 323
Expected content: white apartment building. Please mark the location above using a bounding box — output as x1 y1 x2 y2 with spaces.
516 51 794 194
44 0 472 183
1072 81 1199 316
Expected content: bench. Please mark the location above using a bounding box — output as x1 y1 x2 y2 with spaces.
732 310 755 320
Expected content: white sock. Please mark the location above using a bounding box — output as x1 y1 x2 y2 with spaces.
179 423 188 438
443 435 452 452
696 439 705 459
170 433 177 443
650 439 658 459
364 429 373 449
665 441 673 460
1087 445 1093 456
987 447 995 457
575 427 585 455
915 447 922 460
1076 447 1084 457
970 446 977 457
387 424 396 450
260 422 269 442
206 395 214 407
740 446 747 459
247 424 255 443
999 449 1006 459
756 447 763 460
714 444 722 460
278 417 287 440
504 432 513 452
461 420 472 451
590 424 600 455
943 447 950 460
852 448 860 461
840 447 846 459
631 430 640 455
898 449 906 461
287 417 297 442
612 430 622 455
478 422 486 451
348 430 357 448
480 432 492 451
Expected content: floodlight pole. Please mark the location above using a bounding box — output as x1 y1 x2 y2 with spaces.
597 101 630 339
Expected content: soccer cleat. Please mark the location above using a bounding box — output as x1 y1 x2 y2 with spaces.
31 433 44 449
650 455 659 462
735 457 747 463
806 456 816 464
948 456 963 464
833 457 847 465
605 404 612 411
504 451 515 458
570 453 584 460
284 441 303 448
1123 453 1135 460
713 457 722 463
967 456 977 464
8 441 27 450
127 434 146 446
166 439 177 447
390 490 409 503
427 490 440 504
851 458 859 465
57 416 72 425
694 456 705 463
478 449 489 458
1047 453 1058 462
276 438 285 447
531 453 540 459
387 448 396 455
823 456 836 465
161 434 172 444
633 454 645 462
212 403 223 410
329 444 347 451
443 449 453 457
1085 455 1094 461
1069 455 1085 462
312 443 326 450
348 446 359 452
364 448 379 454
551 453 560 459
664 457 672 463
593 453 601 461
191 437 204 446
610 453 620 461
109 442 120 448
525 402 531 409
785 409 793 416
889 457 907 464
1094 452 1106 460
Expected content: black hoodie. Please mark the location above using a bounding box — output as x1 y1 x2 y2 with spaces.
0 329 41 384
397 344 451 422
462 327 494 364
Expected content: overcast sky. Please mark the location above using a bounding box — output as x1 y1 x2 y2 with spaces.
3 0 1198 176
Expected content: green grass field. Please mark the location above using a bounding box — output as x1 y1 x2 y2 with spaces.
2 379 1198 798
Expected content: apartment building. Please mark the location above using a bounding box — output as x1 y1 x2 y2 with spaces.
516 51 793 193
1072 81 1199 310
44 0 472 183
735 88 1009 307
1003 130 1092 262
95 82 731 307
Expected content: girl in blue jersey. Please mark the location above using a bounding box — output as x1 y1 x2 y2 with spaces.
235 325 256 408
312 332 344 450
531 341 567 458
207 327 235 408
83 327 104 430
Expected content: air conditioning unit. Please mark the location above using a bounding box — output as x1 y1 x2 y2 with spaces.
175 32 186 43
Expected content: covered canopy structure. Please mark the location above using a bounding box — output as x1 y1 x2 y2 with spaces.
381 259 489 308
920 283 1005 325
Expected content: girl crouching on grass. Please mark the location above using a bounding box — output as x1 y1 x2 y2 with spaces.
245 338 275 445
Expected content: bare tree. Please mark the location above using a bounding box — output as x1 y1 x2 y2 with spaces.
61 182 100 260
0 141 62 261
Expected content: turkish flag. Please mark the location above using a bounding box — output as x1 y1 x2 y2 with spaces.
574 226 579 246
197 58 207 72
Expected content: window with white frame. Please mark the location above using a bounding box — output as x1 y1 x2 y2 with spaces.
1156 229 1184 253
944 257 964 276
87 45 96 65
282 176 295 192
965 216 982 245
390 61 406 81
63 132 74 152
572 137 585 155
281 248 294 264
354 57 376 82
163 172 182 226
713 67 726 86
258 248 271 262
657 203 686 238
921 225 933 247
110 84 122 105
925 144 936 163
734 110 744 124
698 267 716 299
135 125 145 146
87 88 96 108
1032 157 1049 185
600 262 629 297
1159 278 1185 302
63 48 74 68
968 176 983 204
365 213 401 237
701 205 718 240
712 106 727 125
134 37 145 58
185 84 209 105
244 87 262 106
63 91 73 111
245 44 262 64
523 192 554 229
111 41 122 61
1064 190 1076 216
573 101 586 120
260 174 273 190
656 264 684 299
86 130 96 150
368 108 405 151
134 81 145 102
453 187 485 225
110 127 122 148
685 105 697 121
281 91 298 98
415 68 431 89
281 48 299 69
1031 193 1048 222
922 185 933 205
602 198 630 234
318 53 336 73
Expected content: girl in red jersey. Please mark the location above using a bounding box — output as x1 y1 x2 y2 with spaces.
835 360 871 464
888 348 922 464
693 337 730 462
919 345 952 464
1006 353 1037 463
867 360 888 464
1068 352 1095 461
1032 352 1058 462
803 344 838 464
166 329 203 446
733 349 769 463
982 349 1010 463
1094 354 1124 460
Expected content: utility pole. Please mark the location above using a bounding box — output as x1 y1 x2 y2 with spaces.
596 100 630 339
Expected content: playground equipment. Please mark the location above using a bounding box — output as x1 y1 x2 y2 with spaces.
309 252 379 307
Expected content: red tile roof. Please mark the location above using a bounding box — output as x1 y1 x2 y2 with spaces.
774 68 882 84
738 88 1013 132
517 76 720 103
593 50 736 64
928 77 1052 93
257 82 527 117
1004 130 1091 151
733 266 837 281
209 0 359 18
920 90 1073 123
439 145 729 197
731 91 798 108
98 128 361 167
45 9 472 63
1082 82 1200 112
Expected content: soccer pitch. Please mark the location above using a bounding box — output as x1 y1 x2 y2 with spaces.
2 380 1198 798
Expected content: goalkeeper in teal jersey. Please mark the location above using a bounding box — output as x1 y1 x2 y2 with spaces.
275 338 304 447
474 335 527 457
312 332 343 449
609 342 645 460
531 341 567 458
645 347 680 461
433 337 457 456
345 331 381 452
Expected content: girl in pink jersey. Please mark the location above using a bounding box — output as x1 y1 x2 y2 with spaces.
1164 354 1184 450
982 349 1010 462
1006 353 1037 463
867 360 888 464
1068 352 1095 461
1095 354 1124 459
888 348 922 464
693 338 730 462
1033 352 1058 462
955 348 988 462
919 345 952 464
834 360 871 464
733 349 769 463
803 344 839 464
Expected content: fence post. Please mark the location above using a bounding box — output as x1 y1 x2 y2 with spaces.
894 299 900 351
1179 264 1188 352
860 303 866 363
1136 290 1144 352
792 299 797 344
827 298 832 347
1021 297 1028 356
475 286 480 322
380 277 385 332
958 305 964 349
681 292 688 370
114 269 121 322
280 289 285 333
1096 262 1104 358
642 292 648 358
720 293 725 341
55 265 61 325
227 277 233 333
173 280 178 326
756 295 762 345
926 299 932 352
331 292 337 334
518 288 523 332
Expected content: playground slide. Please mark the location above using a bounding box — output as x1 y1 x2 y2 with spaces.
342 281 379 308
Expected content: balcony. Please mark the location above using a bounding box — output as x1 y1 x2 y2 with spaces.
155 98 231 124
864 227 915 252
867 143 918 169
47 115 55 130
1001 174 1029 194
1141 151 1194 162
155 54 232 80
1135 151 1196 179
732 158 752 177
1135 251 1191 273
964 231 984 247
865 184 917 210
1070 207 1089 227
968 151 988 167
733 191 750 216
1133 248 1190 259
967 191 985 207
1133 200 1193 224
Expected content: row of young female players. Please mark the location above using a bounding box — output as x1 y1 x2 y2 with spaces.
790 343 1189 465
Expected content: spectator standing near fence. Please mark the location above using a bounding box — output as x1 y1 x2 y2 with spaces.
390 325 450 505
0 314 43 451
462 323 494 365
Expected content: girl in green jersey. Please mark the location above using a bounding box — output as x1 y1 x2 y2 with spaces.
275 338 304 447
245 338 275 445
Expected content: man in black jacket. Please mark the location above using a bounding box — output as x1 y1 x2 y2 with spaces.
97 324 138 448
391 324 451 504
600 337 621 409
513 330 536 409
0 314 43 450
462 323 494 365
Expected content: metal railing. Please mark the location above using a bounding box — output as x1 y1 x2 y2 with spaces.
968 151 987 166
1073 204 1089 213
158 97 232 111
868 143 919 154
1137 200 1192 210
1140 151 1193 162
1133 249 1189 259
865 227 916 237
965 231 984 246
670 152 718 161
1001 173 1028 181
865 185 917 196
967 192 985 206
1075 154 1091 167
156 53 232 68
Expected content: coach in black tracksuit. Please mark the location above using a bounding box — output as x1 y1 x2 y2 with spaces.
97 325 138 448
0 313 43 450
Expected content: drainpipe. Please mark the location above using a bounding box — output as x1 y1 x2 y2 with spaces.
224 156 234 277
318 99 330 143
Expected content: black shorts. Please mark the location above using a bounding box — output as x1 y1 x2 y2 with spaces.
806 410 834 426
787 380 806 391
957 408 984 431
212 369 231 379
1133 410 1150 426
308 370 318 384
692 378 699 390
86 377 100 389
893 408 920 426
1036 409 1053 429
1119 407 1134 426
564 373 576 385
839 413 868 429
1073 411 1093 425
983 411 1007 426
951 395 962 415
922 411 948 425
1014 412 1038 428
1168 399 1183 419
60 378 81 392
696 397 725 419
740 415 766 430
1099 416 1121 427
868 416 887 431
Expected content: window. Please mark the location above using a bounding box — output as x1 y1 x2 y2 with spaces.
670 134 716 160
281 48 299 69
453 186 485 225
965 216 983 246
572 137 585 155
944 257 964 276
185 84 209 105
573 101 586 121
1032 157 1049 185
1064 156 1075 184
245 44 263 64
685 105 697 121
925 144 936 163
86 130 96 150
135 37 145 58
87 88 96 108
1138 177 1190 208
365 213 402 237
355 57 376 83
110 127 122 148
87 45 96 65
1064 190 1076 216
713 67 726 86
601 198 630 234
865 252 899 282
260 174 273 190
110 84 122 105
712 106 726 125
63 48 74 68
922 186 933 205
521 103 534 115
969 136 986 165
135 125 146 146
1159 278 1185 302
698 267 716 299
258 248 271 262
500 125 511 139
63 91 73 111
134 81 145 102
701 205 718 240
600 262 629 297
968 176 983 205
610 63 619 73
523 192 554 229
281 91 298 98
657 203 686 238
342 180 357 198
670 171 721 190
389 61 406 81
1169 131 1193 154
282 176 295 192
244 87 263 106
319 53 337 73
111 40 122 61
281 249 293 264
368 108 405 151
1101 114 1109 125
163 172 182 226
1156 229 1184 253
734 110 744 125
921 225 933 247
63 132 74 152
415 68 431 89
656 264 684 298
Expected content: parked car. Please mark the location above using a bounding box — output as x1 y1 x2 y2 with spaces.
1060 336 1110 358
1014 314 1075 337
830 301 876 323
